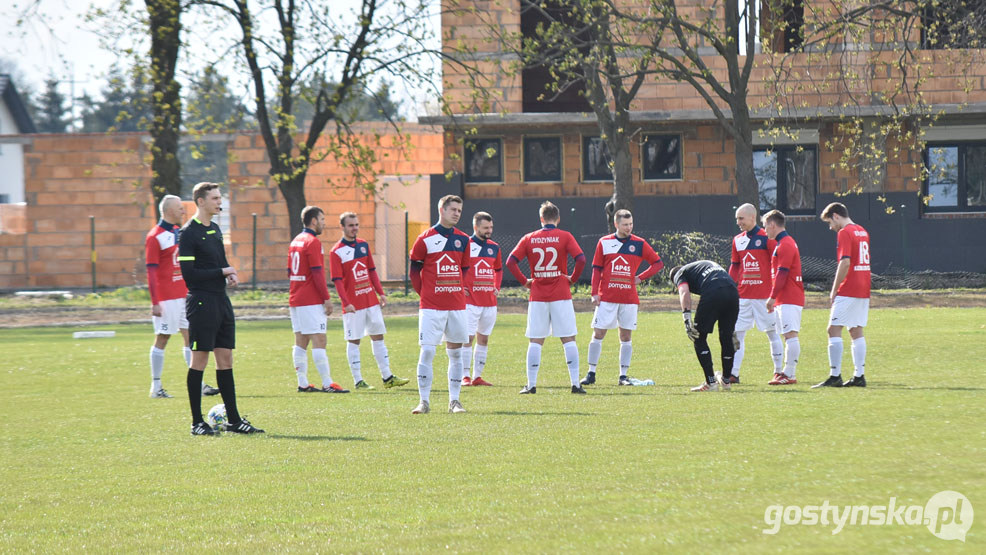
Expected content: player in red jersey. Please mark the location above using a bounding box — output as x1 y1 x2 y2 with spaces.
814 202 871 388
287 206 349 393
330 212 409 391
506 201 587 395
145 195 219 399
728 203 783 384
461 212 502 387
408 195 472 414
579 209 663 387
763 210 804 386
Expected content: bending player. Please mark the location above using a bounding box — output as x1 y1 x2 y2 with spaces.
409 195 472 414
580 209 663 386
506 201 587 395
461 211 501 387
330 212 409 390
287 205 349 393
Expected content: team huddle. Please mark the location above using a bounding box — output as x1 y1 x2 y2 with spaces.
145 184 872 434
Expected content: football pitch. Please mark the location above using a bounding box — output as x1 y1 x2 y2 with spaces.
2 307 984 552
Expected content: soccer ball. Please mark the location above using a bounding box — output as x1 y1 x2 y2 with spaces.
207 404 227 429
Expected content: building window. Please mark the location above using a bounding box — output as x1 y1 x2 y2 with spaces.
582 136 612 181
0 194 9 204
754 146 816 214
520 1 592 113
642 134 682 180
464 138 503 183
523 137 562 182
924 143 986 211
759 0 804 53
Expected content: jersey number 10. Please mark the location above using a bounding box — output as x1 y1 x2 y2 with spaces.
290 251 301 275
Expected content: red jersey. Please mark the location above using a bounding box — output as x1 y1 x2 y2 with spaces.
770 231 804 307
591 234 661 304
836 223 871 298
466 236 502 307
509 225 584 302
730 226 775 299
329 238 381 311
288 229 329 307
145 221 187 303
409 224 471 311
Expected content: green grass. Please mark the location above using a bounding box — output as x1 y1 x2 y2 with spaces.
1 308 984 552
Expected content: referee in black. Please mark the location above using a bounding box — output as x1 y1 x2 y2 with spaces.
178 182 264 435
670 260 740 392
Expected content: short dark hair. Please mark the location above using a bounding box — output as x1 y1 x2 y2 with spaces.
339 211 358 226
762 209 786 228
614 209 632 223
473 211 493 226
438 195 463 210
301 206 323 227
539 201 560 222
192 182 220 205
821 202 849 220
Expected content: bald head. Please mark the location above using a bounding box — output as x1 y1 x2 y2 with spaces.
159 195 185 225
735 203 757 232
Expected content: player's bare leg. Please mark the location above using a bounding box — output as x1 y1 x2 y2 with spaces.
581 328 606 386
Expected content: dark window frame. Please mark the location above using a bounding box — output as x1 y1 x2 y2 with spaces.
753 144 818 216
922 141 986 213
463 138 504 184
581 135 613 182
522 136 563 183
641 134 683 181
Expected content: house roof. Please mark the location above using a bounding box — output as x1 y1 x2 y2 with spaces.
0 74 38 134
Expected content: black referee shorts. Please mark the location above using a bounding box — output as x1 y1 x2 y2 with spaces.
186 292 235 351
694 285 740 335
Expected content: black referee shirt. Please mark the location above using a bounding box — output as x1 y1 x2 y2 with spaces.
673 260 735 295
178 218 229 294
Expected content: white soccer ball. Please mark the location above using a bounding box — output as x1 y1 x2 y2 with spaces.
207 404 227 429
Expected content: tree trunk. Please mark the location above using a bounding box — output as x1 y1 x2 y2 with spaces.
606 136 634 231
731 107 758 209
145 0 182 218
278 172 308 240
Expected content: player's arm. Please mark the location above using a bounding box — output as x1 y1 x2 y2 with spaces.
636 242 663 283
729 241 741 282
590 241 603 300
677 281 699 341
830 258 851 304
329 252 355 312
505 255 529 287
145 236 162 314
567 235 585 284
310 266 333 315
178 230 225 284
460 239 472 296
408 236 426 295
493 248 503 292
767 246 790 312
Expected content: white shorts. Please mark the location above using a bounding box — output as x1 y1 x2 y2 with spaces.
591 301 638 330
290 304 327 335
774 304 803 334
466 304 498 336
526 299 578 339
829 296 869 328
343 304 387 340
736 298 776 332
419 309 468 345
152 297 188 335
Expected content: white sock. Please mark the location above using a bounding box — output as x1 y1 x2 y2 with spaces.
461 346 473 380
587 337 603 373
473 344 488 378
766 329 784 372
182 346 192 368
619 341 632 377
526 343 542 388
293 345 309 387
312 348 332 386
851 337 866 377
371 340 392 380
828 337 844 377
150 346 165 389
447 347 463 401
783 337 800 378
416 345 435 402
564 341 580 386
347 342 363 383
732 330 746 377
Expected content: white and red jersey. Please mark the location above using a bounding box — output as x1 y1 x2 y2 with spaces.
466 236 502 307
591 233 662 304
409 224 471 311
509 225 584 302
288 229 329 307
770 231 805 307
145 220 187 303
836 223 871 298
329 238 382 311
730 226 775 299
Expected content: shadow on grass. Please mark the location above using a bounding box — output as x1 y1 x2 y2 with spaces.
876 384 984 391
268 434 369 442
491 410 594 416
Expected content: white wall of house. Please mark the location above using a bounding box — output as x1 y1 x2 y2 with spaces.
0 100 27 204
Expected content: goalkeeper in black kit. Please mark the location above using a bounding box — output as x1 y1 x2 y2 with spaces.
178 182 264 435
